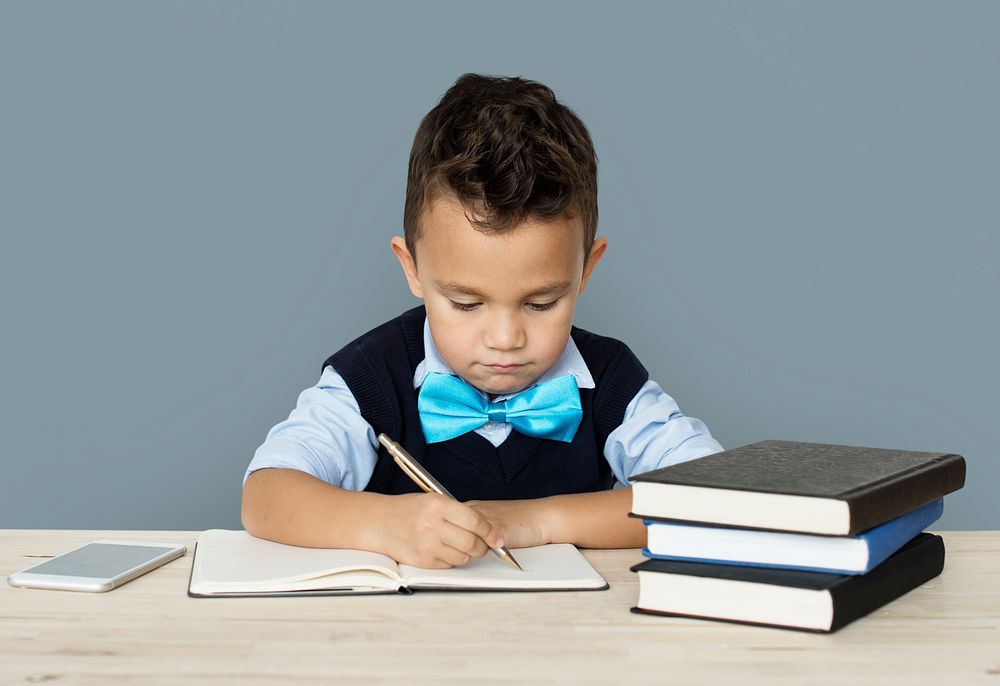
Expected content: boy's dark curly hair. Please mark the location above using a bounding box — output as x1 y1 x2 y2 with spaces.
403 73 598 258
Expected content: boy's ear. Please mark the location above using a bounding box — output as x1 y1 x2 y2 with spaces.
390 236 425 299
578 236 608 295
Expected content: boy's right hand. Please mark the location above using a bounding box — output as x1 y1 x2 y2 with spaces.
375 493 505 569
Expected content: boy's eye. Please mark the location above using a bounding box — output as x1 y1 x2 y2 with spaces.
448 299 560 312
449 300 480 311
527 299 560 312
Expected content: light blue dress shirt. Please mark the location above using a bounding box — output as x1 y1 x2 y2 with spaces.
245 317 723 490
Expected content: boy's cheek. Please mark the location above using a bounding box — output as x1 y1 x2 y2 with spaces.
425 303 468 339
425 310 478 365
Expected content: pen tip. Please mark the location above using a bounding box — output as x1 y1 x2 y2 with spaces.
502 550 524 571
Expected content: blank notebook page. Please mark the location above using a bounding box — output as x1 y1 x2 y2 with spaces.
399 543 607 589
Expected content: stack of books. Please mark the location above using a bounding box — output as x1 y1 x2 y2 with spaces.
628 440 966 632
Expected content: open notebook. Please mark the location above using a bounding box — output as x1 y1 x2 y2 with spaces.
188 529 608 597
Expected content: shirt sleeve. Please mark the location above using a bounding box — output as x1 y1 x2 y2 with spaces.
603 379 724 486
243 365 380 491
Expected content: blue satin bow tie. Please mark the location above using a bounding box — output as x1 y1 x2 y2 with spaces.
417 371 583 444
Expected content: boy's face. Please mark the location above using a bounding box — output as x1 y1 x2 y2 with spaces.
392 191 606 398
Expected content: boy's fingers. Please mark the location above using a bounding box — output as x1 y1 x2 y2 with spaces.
484 523 504 550
422 557 452 570
443 502 503 547
434 541 474 567
440 523 489 558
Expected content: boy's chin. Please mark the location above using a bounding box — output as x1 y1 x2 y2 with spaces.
470 375 533 398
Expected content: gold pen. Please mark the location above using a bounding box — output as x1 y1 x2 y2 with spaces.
377 433 524 572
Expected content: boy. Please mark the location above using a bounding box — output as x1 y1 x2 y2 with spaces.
242 73 722 569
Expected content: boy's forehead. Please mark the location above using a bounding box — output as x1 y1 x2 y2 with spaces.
415 194 586 291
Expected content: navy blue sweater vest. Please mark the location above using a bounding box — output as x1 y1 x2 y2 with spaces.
322 306 648 501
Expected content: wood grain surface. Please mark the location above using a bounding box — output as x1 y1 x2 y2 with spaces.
2 530 998 685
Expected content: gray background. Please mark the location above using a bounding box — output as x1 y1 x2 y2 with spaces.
1 1 996 531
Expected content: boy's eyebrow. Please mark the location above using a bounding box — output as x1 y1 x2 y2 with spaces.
434 279 573 298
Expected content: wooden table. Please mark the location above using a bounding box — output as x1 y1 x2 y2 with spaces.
2 530 998 685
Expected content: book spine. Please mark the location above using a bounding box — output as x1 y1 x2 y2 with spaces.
845 455 965 534
828 534 945 631
858 499 943 572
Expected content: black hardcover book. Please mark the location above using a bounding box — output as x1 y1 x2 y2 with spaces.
631 533 945 633
630 440 965 535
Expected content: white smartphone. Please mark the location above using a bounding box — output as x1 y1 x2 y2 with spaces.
7 540 187 592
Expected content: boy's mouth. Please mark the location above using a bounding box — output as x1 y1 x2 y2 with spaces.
483 363 525 373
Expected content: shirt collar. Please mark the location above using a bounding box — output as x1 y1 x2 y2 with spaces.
412 315 595 400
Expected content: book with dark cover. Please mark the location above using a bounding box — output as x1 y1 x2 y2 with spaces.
631 533 945 633
630 440 965 535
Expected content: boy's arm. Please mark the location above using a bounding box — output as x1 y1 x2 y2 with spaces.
242 467 505 568
542 487 647 548
242 467 391 551
468 487 647 549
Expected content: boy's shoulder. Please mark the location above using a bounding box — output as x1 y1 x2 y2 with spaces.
569 323 648 391
570 322 641 361
570 322 629 351
570 324 650 442
322 306 425 373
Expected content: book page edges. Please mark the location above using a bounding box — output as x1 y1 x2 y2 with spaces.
632 482 850 534
645 524 868 569
189 566 403 594
636 571 834 630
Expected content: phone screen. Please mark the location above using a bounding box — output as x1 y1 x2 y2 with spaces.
26 543 178 578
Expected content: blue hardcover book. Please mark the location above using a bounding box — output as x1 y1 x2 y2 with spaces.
642 499 944 575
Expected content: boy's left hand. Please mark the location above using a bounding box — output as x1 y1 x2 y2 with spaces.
464 498 551 549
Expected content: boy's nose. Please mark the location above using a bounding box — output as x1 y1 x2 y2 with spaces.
484 312 526 351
